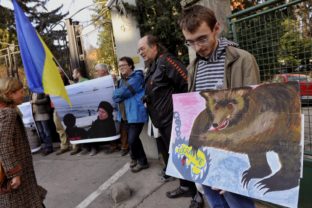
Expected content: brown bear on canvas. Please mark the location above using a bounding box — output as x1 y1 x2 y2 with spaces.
189 82 301 193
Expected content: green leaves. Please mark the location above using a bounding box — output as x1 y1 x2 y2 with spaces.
123 0 189 64
0 0 68 69
91 0 117 74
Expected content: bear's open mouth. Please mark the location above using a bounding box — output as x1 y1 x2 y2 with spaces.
209 119 229 131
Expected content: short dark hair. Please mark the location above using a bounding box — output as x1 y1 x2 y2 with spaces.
73 67 88 78
179 5 217 32
119 56 135 70
98 101 114 118
63 113 76 127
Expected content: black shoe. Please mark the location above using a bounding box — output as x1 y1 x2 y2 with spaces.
189 199 203 208
190 191 203 208
41 150 53 156
56 148 70 155
130 160 137 168
70 148 81 155
166 187 193 198
120 149 129 156
131 163 149 173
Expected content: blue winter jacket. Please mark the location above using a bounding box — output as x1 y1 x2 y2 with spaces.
112 70 148 123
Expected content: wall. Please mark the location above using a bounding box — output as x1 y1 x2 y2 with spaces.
109 0 158 159
109 0 145 69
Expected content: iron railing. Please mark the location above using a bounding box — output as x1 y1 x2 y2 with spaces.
228 0 312 155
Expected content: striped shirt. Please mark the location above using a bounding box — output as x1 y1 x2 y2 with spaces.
195 38 238 91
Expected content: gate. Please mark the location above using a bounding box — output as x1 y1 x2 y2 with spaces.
0 45 20 79
228 0 312 156
227 1 312 206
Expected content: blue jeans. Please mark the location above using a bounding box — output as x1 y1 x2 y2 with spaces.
203 186 255 208
35 120 53 151
125 123 147 165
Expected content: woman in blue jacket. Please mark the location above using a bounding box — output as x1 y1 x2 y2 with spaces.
113 56 149 172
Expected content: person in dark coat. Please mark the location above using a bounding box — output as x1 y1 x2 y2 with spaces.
63 113 88 141
87 101 117 156
30 92 54 155
138 35 196 196
0 77 47 208
88 101 117 138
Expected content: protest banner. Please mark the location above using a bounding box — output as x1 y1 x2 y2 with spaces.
166 82 303 208
51 75 120 144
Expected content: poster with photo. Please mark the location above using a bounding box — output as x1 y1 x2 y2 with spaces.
51 75 120 143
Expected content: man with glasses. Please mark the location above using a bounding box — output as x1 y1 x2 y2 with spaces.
179 5 260 208
113 57 149 172
138 35 202 207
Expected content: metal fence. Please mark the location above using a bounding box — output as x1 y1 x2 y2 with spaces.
227 0 312 155
0 46 20 79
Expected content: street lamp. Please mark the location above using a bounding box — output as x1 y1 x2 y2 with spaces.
65 2 110 72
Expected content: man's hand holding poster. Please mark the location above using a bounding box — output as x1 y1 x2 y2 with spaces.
166 82 303 208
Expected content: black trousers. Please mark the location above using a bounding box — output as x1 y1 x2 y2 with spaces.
158 123 197 197
125 123 147 165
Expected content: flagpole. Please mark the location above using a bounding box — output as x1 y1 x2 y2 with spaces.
53 57 71 81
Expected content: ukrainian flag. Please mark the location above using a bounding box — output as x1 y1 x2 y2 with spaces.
13 0 71 106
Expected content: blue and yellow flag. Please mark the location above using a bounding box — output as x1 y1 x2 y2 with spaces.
13 0 71 106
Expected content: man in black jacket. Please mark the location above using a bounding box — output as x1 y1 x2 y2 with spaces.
138 34 202 208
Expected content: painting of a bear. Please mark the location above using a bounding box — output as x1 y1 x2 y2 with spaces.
189 82 302 194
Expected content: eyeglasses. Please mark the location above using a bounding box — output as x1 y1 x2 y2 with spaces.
118 64 129 68
185 36 209 47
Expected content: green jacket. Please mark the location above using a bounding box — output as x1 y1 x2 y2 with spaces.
188 46 260 92
78 77 89 82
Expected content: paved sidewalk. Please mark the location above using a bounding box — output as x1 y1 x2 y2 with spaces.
33 148 271 208
91 159 269 208
89 159 209 208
